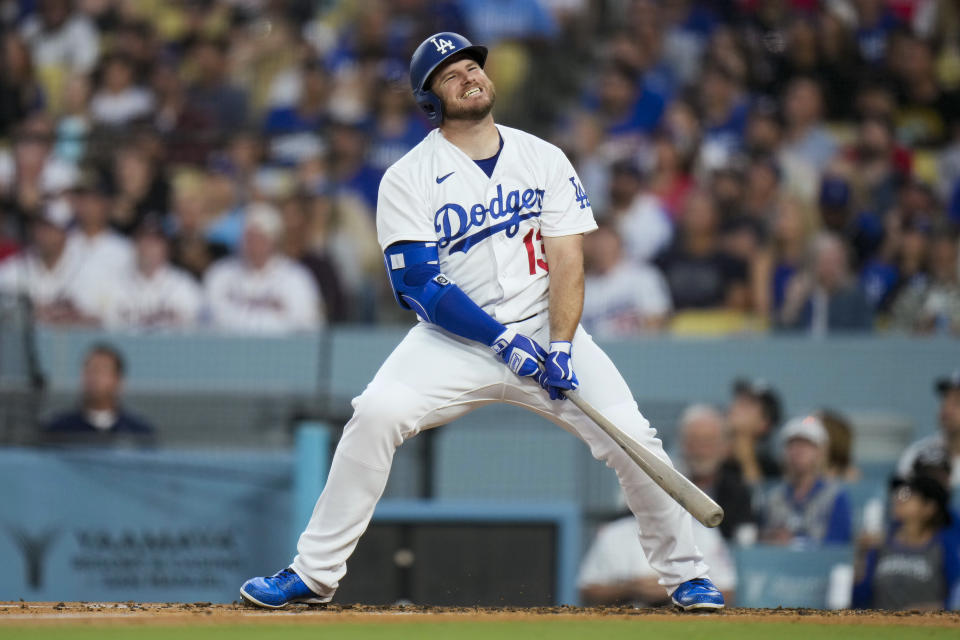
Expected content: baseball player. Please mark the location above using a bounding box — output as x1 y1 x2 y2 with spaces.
241 32 724 611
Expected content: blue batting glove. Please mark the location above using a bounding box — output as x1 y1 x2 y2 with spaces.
490 328 548 378
544 341 579 400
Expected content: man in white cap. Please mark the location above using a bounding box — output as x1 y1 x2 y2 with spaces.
759 415 852 546
204 202 322 333
0 197 100 324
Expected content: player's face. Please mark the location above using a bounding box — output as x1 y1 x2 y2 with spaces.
431 57 496 122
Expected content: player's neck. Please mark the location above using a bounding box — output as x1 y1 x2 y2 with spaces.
439 116 499 160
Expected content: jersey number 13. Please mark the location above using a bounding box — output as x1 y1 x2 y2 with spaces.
523 229 548 275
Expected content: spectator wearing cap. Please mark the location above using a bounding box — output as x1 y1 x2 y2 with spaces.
581 222 672 337
851 475 959 610
897 372 960 490
41 343 155 446
817 173 885 269
204 202 323 334
0 197 99 324
676 404 756 541
890 229 960 335
66 169 134 277
98 216 202 330
778 232 873 335
759 415 853 546
726 377 783 485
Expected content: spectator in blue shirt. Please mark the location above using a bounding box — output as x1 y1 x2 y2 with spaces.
262 60 330 166
583 61 665 143
760 415 852 546
366 61 430 172
41 343 156 446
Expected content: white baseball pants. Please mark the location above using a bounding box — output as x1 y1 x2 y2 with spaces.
292 315 709 600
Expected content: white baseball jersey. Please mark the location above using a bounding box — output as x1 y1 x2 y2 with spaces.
0 246 101 314
99 264 203 330
204 255 323 334
290 125 710 603
66 230 134 275
376 125 597 324
582 261 672 338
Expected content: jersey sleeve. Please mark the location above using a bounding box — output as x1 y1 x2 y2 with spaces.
539 147 598 238
376 165 437 251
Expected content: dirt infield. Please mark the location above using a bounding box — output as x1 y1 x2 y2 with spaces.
2 602 959 627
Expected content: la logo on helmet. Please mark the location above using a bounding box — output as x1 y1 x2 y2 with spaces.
431 37 456 54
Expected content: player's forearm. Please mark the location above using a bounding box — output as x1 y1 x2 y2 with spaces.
543 235 584 342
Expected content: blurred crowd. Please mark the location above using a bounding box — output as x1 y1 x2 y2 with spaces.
578 370 960 610
1 0 960 335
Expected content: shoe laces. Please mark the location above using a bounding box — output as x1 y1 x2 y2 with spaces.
685 578 717 592
273 567 297 580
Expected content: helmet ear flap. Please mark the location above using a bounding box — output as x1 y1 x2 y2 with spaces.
415 89 444 124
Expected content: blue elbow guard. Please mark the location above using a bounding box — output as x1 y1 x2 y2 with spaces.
383 242 504 345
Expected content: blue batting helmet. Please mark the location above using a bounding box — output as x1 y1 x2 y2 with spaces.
409 32 488 124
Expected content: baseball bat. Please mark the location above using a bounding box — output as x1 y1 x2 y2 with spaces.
566 389 725 528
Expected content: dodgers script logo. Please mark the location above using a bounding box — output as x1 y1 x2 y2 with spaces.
434 184 545 254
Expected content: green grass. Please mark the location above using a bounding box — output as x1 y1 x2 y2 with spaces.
1 619 956 640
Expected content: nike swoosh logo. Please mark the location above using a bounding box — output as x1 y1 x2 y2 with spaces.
436 171 455 184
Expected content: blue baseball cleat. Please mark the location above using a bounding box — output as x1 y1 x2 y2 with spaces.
671 577 725 611
240 567 325 609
